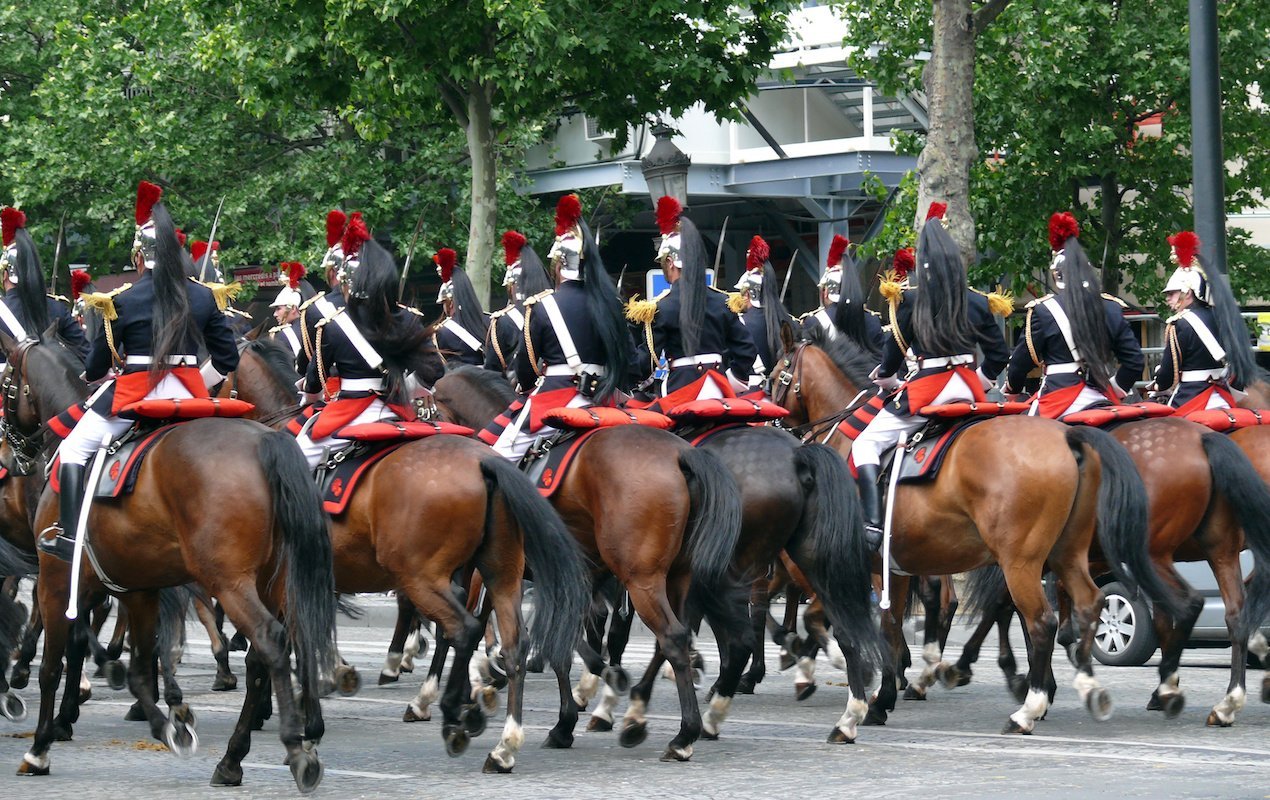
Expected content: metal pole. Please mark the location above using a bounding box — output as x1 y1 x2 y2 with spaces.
1188 0 1227 274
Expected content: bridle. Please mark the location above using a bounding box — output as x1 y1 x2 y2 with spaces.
0 339 54 476
771 341 873 443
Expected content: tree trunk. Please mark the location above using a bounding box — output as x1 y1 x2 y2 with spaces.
916 0 979 267
464 80 498 308
1099 173 1122 295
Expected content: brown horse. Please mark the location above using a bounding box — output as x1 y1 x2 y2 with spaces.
433 365 750 762
768 330 1183 735
2 332 337 792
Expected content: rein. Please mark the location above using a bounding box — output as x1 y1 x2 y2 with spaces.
0 340 57 475
773 341 874 443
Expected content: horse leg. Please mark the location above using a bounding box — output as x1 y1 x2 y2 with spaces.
700 598 752 742
905 576 945 701
737 575 770 694
16 572 73 776
1142 559 1201 717
774 581 802 671
193 592 236 692
11 593 43 690
999 564 1058 735
380 594 417 684
480 572 525 773
866 576 908 726
119 592 196 755
944 598 1000 690
545 659 580 749
623 577 700 762
1049 562 1114 723
588 606 635 732
402 579 484 756
210 646 270 787
1206 549 1253 726
403 626 450 723
938 575 959 651
793 597 827 701
100 601 128 692
573 592 609 712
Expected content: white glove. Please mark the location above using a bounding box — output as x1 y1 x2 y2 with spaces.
975 367 995 392
300 391 322 406
726 369 750 394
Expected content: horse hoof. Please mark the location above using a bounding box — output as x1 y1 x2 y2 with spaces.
290 749 323 794
659 746 692 762
1007 676 1028 704
402 706 431 723
1086 688 1113 722
826 727 855 744
212 673 237 692
378 672 399 686
229 633 248 652
526 654 545 673
1206 710 1234 728
778 651 796 672
700 727 719 741
210 760 243 787
903 685 926 701
163 717 200 758
124 701 146 722
863 707 887 727
461 704 487 738
482 754 514 774
795 682 817 702
104 661 127 692
1159 693 1184 719
586 716 613 732
619 721 648 749
1001 718 1032 735
1 693 27 723
736 675 757 695
78 686 92 704
335 666 361 697
602 666 630 694
542 729 573 749
443 726 471 757
9 666 29 690
52 723 73 742
15 758 49 777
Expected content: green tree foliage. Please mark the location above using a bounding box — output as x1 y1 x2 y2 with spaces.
840 0 1269 307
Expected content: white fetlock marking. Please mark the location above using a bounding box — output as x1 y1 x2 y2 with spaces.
622 697 647 726
487 718 524 770
590 684 619 724
1212 686 1247 723
1250 631 1270 660
661 662 675 681
572 670 600 707
671 743 692 760
922 642 941 666
22 750 49 770
1009 688 1049 732
835 692 869 741
381 652 403 680
410 676 439 716
795 656 816 685
1156 672 1181 700
470 653 491 700
702 695 732 736
79 673 91 693
826 640 847 672
1073 671 1100 703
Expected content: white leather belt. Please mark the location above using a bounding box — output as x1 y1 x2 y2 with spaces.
1181 368 1226 382
339 377 385 391
543 363 607 377
916 354 975 369
125 355 199 366
1046 362 1081 374
670 354 722 368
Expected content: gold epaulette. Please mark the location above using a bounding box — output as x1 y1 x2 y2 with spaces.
523 289 553 307
972 286 1015 317
298 294 322 311
1024 293 1054 310
727 292 747 314
1101 292 1128 309
268 323 288 334
48 293 70 305
878 270 905 305
315 309 340 328
625 288 669 326
1165 312 1184 325
397 302 424 317
81 284 132 322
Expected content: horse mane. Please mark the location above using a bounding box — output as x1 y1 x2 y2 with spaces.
806 324 877 389
35 338 90 422
448 364 515 404
245 337 299 386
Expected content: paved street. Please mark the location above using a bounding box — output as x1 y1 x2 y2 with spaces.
3 592 1269 799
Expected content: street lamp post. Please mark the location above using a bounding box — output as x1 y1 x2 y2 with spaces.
640 123 691 206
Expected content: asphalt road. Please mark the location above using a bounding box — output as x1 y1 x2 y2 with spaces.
2 593 1269 800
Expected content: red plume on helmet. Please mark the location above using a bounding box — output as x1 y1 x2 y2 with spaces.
191 240 209 261
1 207 27 247
1168 230 1200 268
340 212 369 257
325 209 347 248
1048 212 1080 252
925 202 947 222
135 181 163 225
71 269 92 301
175 228 187 248
746 235 769 272
434 248 457 282
826 234 850 268
893 247 915 279
287 261 304 290
502 230 527 265
555 194 583 237
655 196 682 236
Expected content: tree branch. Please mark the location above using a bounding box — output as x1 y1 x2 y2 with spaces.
437 80 470 128
972 0 1013 33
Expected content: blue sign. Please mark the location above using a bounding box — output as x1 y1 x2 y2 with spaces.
644 269 715 300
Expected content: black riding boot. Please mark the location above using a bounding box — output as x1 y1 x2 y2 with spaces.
38 463 87 562
854 463 884 553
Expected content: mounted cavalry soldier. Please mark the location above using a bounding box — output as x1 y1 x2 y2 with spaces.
0 207 88 360
485 230 553 376
432 248 489 368
299 209 351 383
1002 212 1144 418
852 205 1010 547
481 193 633 461
1147 230 1256 412
269 262 314 359
627 196 756 404
799 234 885 355
293 227 442 471
729 234 793 389
42 181 240 560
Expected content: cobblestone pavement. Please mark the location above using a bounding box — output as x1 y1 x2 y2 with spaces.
3 593 1269 799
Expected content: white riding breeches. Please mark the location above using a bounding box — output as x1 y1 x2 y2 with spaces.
853 373 975 467
295 398 398 471
493 391 591 462
58 374 197 467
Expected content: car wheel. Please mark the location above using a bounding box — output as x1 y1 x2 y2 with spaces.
1092 582 1159 667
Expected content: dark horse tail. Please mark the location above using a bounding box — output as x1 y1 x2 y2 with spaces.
260 430 336 700
0 537 34 658
1066 426 1186 621
678 447 750 646
1200 432 1270 634
792 443 882 666
479 457 590 670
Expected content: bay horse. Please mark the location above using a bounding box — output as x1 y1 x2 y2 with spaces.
221 335 593 774
768 330 1185 735
2 332 337 792
433 366 752 761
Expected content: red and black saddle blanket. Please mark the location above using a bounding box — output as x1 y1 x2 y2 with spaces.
319 442 409 515
335 420 473 441
1183 407 1270 433
1061 402 1175 428
891 417 995 485
49 424 181 499
520 428 604 498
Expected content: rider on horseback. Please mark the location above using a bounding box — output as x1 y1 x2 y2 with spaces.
799 234 885 355
852 205 1010 549
1002 212 1144 418
627 196 756 405
485 231 553 377
298 209 350 383
730 235 794 390
1147 230 1257 413
0 208 88 361
42 182 240 561
483 193 634 461
269 262 314 359
293 228 442 471
432 248 489 368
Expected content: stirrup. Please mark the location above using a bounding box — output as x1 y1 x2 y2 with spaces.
863 523 883 553
37 525 75 562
